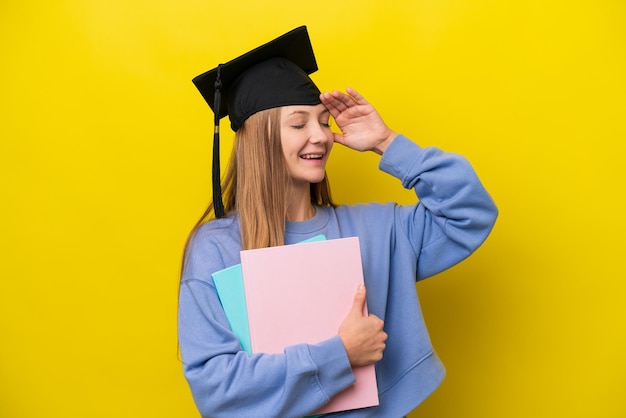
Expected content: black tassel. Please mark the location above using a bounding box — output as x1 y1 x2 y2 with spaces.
212 65 226 218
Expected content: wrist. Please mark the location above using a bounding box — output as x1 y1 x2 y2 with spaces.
373 130 398 155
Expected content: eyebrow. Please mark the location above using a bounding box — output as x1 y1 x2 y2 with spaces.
286 109 330 117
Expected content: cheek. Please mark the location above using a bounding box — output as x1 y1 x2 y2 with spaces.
280 137 301 160
279 130 294 155
326 134 334 153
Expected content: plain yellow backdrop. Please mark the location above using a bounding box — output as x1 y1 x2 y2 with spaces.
1 0 625 417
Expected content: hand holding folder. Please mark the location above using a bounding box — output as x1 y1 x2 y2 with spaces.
337 284 387 368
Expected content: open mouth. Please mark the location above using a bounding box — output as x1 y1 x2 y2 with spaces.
300 153 324 160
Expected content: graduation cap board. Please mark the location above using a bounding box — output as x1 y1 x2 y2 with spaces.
192 26 322 218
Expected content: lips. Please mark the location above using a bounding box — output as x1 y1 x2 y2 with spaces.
300 153 324 160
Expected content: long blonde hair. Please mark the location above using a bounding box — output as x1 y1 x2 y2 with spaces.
185 107 335 255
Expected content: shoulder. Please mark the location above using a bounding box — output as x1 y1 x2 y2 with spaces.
189 216 239 250
194 215 238 239
183 216 242 283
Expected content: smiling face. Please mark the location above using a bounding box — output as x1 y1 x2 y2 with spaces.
280 104 334 187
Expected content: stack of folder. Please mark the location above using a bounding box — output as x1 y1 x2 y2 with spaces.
212 236 379 415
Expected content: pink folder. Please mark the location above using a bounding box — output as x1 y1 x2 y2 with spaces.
240 237 379 414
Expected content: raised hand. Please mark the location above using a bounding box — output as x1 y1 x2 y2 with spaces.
320 87 397 154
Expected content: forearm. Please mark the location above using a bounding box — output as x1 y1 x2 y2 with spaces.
178 280 355 417
380 135 498 278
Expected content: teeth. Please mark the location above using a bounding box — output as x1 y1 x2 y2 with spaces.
301 154 323 159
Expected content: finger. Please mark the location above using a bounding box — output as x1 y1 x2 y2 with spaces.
368 314 384 329
320 92 346 118
331 89 357 109
332 131 347 146
345 87 369 106
349 284 367 317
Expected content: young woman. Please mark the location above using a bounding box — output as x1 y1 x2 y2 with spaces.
179 27 498 417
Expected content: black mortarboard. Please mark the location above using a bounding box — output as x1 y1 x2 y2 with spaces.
192 26 321 218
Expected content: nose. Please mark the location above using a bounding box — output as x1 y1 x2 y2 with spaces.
309 121 332 144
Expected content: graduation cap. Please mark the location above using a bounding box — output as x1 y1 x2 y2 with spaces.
192 26 321 218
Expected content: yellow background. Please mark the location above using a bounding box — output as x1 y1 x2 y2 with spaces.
2 1 625 417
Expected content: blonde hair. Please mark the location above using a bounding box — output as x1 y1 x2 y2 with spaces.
185 107 335 255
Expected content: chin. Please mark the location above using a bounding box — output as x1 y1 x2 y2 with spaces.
309 174 327 184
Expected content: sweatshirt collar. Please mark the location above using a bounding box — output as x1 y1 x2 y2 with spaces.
285 205 330 241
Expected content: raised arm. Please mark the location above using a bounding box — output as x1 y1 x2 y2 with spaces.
322 87 498 280
381 136 498 279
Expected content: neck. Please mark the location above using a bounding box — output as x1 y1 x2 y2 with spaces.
286 184 315 222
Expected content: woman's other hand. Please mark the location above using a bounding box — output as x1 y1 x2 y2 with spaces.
338 284 388 367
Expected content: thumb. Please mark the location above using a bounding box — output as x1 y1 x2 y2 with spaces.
348 284 367 317
333 131 347 146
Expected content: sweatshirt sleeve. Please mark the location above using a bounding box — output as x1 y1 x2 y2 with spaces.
378 135 498 280
178 232 355 418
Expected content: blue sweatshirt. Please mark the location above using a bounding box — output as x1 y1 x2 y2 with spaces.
178 135 498 417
